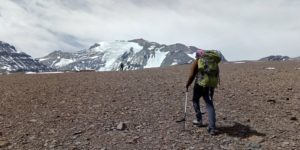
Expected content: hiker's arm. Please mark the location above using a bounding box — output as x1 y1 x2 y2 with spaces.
186 60 198 90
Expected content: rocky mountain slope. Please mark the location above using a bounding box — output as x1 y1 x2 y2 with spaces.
0 61 299 149
0 41 50 72
259 55 290 61
38 39 227 71
259 55 300 61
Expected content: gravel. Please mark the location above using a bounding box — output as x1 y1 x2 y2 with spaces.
0 61 299 149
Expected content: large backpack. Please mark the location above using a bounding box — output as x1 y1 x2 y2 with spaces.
197 50 221 88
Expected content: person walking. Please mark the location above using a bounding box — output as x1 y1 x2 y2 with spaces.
186 49 221 135
119 63 124 71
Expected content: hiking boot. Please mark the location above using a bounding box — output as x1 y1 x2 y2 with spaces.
207 128 218 135
192 119 204 127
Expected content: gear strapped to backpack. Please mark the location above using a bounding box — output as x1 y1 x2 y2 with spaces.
197 50 221 88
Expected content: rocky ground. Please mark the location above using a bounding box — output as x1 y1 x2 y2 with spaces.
0 61 299 150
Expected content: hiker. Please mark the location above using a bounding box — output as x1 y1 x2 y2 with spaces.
127 62 131 70
119 63 124 71
186 49 221 135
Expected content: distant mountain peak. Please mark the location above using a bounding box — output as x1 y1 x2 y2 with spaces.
129 38 151 47
0 41 51 72
129 38 148 43
0 40 17 52
259 55 290 61
38 39 227 71
89 43 100 49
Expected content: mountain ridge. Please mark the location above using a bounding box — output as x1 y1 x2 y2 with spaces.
259 55 290 61
0 40 51 72
258 55 300 61
38 38 227 71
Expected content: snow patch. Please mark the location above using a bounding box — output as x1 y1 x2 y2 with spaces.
25 72 37 74
26 72 64 74
171 62 178 66
74 66 79 71
233 61 246 64
55 58 74 67
187 52 196 59
38 72 64 74
171 59 179 66
1 66 11 71
95 41 143 71
90 55 99 59
265 67 275 70
149 45 155 50
38 58 47 61
144 50 169 68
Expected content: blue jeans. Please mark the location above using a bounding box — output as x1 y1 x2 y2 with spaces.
192 84 216 129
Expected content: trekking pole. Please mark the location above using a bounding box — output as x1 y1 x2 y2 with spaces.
176 91 188 130
183 91 188 130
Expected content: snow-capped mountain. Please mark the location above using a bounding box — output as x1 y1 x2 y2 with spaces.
0 41 51 72
38 39 227 71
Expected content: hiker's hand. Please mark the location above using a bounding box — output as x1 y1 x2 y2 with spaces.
185 85 189 92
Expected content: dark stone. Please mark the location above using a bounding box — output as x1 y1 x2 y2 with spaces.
290 117 297 121
267 99 276 104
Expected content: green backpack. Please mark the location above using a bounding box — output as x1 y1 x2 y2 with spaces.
197 50 221 88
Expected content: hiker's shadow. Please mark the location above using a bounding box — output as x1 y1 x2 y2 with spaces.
218 122 266 138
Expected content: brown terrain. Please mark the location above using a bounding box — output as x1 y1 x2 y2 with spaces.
0 61 299 150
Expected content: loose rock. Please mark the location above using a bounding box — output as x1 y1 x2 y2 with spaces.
0 140 10 148
290 117 297 121
246 142 261 149
117 122 126 130
248 135 265 143
29 119 37 123
267 99 276 104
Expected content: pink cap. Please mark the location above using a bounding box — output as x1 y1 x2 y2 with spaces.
196 49 205 58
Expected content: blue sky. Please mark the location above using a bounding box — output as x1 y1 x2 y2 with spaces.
0 0 300 61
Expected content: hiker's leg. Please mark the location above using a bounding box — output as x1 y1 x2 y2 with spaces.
203 87 216 129
192 84 203 121
210 88 214 100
